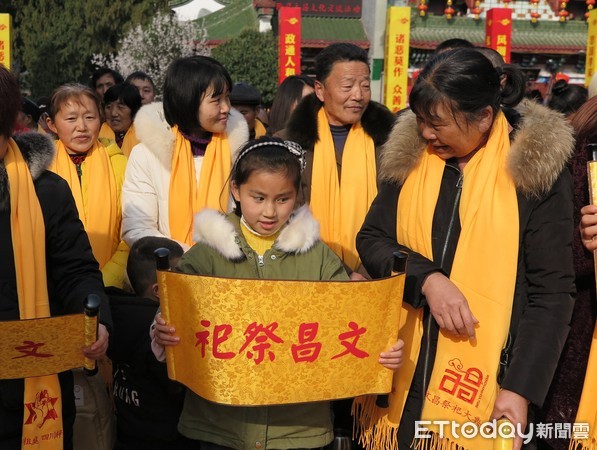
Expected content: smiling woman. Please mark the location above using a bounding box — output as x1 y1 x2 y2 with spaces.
120 55 249 249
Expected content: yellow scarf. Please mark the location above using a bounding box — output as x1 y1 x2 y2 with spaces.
571 327 597 449
49 140 119 268
99 122 139 157
355 112 519 450
310 108 377 271
254 119 267 139
6 139 63 449
169 126 231 246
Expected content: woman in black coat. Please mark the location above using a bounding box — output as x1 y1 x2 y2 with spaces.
0 66 111 449
356 49 575 450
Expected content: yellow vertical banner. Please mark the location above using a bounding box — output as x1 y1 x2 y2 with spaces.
384 7 411 113
0 14 11 70
586 9 597 87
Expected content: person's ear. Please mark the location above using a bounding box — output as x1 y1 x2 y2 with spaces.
151 282 159 300
478 106 494 134
231 181 241 202
46 116 58 134
314 80 325 103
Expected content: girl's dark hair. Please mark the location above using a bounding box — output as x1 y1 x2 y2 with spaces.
268 75 314 135
410 48 526 126
104 82 143 119
232 136 302 216
0 66 21 138
163 56 232 135
548 79 588 116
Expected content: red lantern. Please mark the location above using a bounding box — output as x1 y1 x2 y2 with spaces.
586 0 595 19
418 0 429 16
558 1 569 21
445 0 455 19
472 0 482 19
530 11 541 22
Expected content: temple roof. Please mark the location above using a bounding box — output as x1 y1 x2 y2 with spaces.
410 14 587 54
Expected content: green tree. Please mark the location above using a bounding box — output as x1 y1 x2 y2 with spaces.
15 0 169 98
212 29 278 105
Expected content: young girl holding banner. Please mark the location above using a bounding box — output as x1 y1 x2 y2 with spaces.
152 136 404 450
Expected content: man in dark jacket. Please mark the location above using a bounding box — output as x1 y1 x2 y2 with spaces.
279 42 395 281
0 66 111 449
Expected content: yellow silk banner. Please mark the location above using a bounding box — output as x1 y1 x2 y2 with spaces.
0 315 87 379
158 271 404 406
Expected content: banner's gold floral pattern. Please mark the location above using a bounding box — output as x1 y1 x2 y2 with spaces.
0 315 87 379
158 272 404 405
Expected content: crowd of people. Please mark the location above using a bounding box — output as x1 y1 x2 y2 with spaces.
1 37 596 450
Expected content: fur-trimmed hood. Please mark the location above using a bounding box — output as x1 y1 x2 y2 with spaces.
0 132 56 211
379 99 575 199
283 93 396 150
133 102 249 164
192 205 319 260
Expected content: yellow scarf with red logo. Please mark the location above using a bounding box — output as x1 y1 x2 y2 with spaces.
6 139 64 449
168 126 231 246
49 140 119 269
310 108 377 272
355 112 518 450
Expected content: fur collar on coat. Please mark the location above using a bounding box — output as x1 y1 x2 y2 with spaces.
133 102 249 166
380 99 575 199
283 93 396 151
0 132 56 212
192 205 320 261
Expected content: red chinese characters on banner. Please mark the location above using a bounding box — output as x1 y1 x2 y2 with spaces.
278 7 302 84
12 341 54 359
331 321 369 360
195 320 235 359
438 358 486 405
277 1 362 18
485 8 512 63
239 322 284 364
194 321 369 365
291 322 322 362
